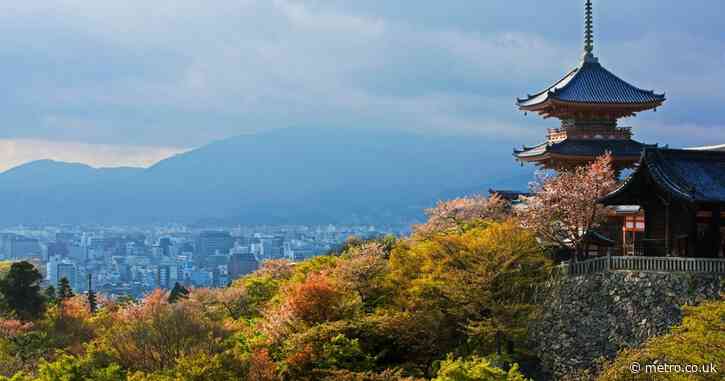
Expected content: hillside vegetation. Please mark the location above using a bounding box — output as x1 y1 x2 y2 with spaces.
0 211 551 380
1 155 721 380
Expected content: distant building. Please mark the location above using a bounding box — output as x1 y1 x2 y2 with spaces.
157 265 171 289
48 260 78 290
159 237 172 256
208 254 229 267
68 245 87 263
119 264 133 282
195 231 234 260
1 234 42 259
47 241 69 258
288 247 315 262
260 236 284 260
190 270 213 287
55 232 77 243
228 251 258 279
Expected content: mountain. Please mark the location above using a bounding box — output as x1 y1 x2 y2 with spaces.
0 160 143 190
0 127 532 225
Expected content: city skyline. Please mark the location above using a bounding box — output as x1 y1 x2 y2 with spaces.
1 0 724 171
2 222 399 295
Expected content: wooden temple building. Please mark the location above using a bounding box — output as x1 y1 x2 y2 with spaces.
506 2 725 273
514 0 665 171
601 148 725 258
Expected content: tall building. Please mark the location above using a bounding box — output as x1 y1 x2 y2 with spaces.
228 251 258 279
157 265 172 289
159 237 172 256
48 260 78 290
68 245 87 263
514 0 665 170
260 236 284 260
196 231 234 257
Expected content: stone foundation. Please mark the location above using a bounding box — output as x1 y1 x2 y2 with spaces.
529 271 723 379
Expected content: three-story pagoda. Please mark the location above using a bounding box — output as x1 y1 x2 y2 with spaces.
514 0 665 170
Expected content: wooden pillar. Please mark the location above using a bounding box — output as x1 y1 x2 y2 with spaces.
665 200 671 256
688 205 698 258
712 204 722 258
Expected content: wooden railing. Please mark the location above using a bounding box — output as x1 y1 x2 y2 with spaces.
559 255 725 276
546 126 634 144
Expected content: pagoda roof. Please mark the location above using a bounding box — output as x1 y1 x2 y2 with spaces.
517 59 665 112
514 138 655 161
602 148 725 205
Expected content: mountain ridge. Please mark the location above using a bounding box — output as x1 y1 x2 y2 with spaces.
0 127 532 225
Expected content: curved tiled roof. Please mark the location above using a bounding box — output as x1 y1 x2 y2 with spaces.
514 139 654 159
602 148 725 204
517 60 666 108
687 144 725 152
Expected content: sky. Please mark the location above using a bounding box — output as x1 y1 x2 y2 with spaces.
0 0 723 171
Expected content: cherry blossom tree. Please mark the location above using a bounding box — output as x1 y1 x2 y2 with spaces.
517 153 618 258
414 194 509 235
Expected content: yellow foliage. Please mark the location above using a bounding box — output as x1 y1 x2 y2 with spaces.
598 298 725 381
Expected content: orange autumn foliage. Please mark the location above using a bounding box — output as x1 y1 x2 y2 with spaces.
248 348 278 381
284 273 346 324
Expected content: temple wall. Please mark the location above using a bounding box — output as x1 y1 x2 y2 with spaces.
644 199 667 256
529 271 723 379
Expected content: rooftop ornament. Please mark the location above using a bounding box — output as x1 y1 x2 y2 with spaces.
583 0 598 63
513 0 666 170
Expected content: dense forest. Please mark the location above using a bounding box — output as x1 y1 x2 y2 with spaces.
0 157 722 380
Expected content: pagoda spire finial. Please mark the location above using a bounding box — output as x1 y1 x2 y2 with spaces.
583 0 598 63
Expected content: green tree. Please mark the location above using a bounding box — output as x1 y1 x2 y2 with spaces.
433 355 530 381
33 353 125 381
318 334 374 371
0 262 45 320
388 221 551 363
57 277 75 301
168 283 189 304
44 286 57 306
598 299 724 381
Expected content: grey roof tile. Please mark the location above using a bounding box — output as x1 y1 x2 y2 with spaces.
603 148 725 204
514 139 653 159
517 61 665 107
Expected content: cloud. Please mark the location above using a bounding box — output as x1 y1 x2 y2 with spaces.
0 139 187 172
0 0 721 162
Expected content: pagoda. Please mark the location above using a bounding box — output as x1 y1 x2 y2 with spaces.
514 0 665 170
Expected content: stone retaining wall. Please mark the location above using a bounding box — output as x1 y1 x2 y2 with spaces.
529 271 723 379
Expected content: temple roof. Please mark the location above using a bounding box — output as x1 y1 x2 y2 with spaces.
687 144 725 152
517 59 666 109
582 230 615 247
488 189 532 202
602 148 725 204
514 139 655 161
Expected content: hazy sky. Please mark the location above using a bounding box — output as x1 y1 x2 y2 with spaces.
0 0 723 171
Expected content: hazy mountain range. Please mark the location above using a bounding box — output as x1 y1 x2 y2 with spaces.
0 127 532 226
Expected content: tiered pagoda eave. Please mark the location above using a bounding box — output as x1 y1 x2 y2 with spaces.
516 58 666 120
513 1 666 171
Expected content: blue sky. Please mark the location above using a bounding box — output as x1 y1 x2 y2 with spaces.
0 0 723 171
